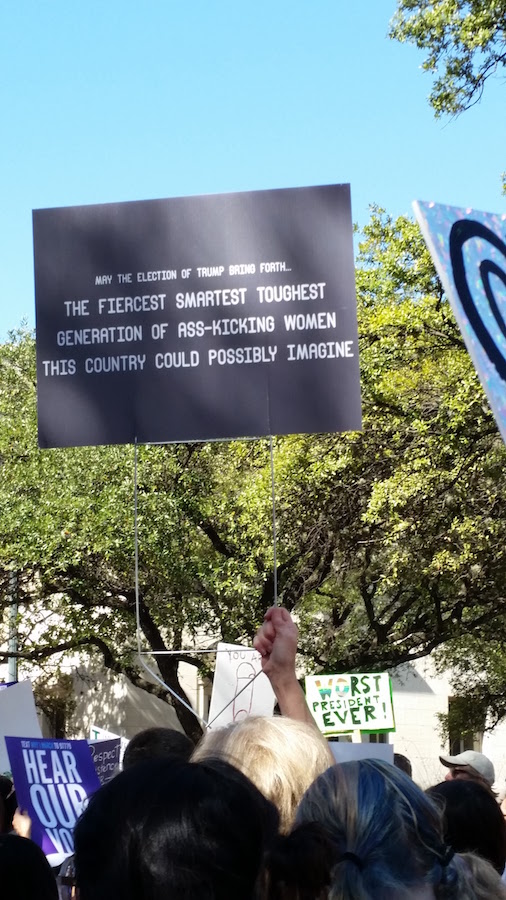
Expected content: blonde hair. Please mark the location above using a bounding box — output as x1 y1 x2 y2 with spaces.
457 853 506 899
192 715 333 832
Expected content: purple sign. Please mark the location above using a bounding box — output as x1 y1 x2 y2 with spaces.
5 736 101 861
33 184 362 448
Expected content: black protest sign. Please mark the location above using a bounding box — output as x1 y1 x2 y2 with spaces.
88 737 121 785
34 185 362 448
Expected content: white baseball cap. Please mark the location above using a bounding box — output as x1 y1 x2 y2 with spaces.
439 750 495 786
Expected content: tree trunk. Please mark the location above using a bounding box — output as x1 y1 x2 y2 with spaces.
157 656 204 745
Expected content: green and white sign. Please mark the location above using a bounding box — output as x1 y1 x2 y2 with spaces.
305 672 395 735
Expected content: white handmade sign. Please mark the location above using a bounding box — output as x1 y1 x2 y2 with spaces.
208 643 275 729
328 742 394 765
305 672 395 735
0 681 42 774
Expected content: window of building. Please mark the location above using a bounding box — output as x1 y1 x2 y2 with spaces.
366 732 389 744
448 697 483 755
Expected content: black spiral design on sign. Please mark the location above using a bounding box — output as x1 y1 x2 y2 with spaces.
449 219 506 382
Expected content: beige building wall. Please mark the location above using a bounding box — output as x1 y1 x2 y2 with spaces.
390 658 506 791
67 659 209 740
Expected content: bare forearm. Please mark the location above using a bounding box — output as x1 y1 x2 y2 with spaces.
270 672 317 728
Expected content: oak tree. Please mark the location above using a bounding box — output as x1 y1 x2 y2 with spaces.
1 209 506 737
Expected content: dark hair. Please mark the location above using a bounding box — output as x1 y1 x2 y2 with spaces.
74 757 279 900
0 776 16 832
122 726 194 769
267 822 335 900
393 753 413 778
267 760 471 900
0 834 58 899
427 779 506 874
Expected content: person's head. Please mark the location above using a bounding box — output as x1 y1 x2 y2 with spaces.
457 853 506 899
0 834 58 900
192 715 333 832
267 759 477 900
426 779 506 874
74 757 279 900
122 726 194 769
393 753 413 778
439 751 495 790
0 776 16 833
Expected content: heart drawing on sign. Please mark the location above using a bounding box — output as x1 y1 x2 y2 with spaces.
450 219 506 382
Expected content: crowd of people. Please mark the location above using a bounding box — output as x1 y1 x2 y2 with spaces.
1 606 506 899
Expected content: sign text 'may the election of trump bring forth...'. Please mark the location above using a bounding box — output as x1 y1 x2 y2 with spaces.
33 185 362 448
5 736 100 865
305 673 395 736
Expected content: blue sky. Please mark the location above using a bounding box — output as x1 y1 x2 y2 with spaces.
1 0 504 340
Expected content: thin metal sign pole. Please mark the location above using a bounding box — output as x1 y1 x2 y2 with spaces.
269 435 278 606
